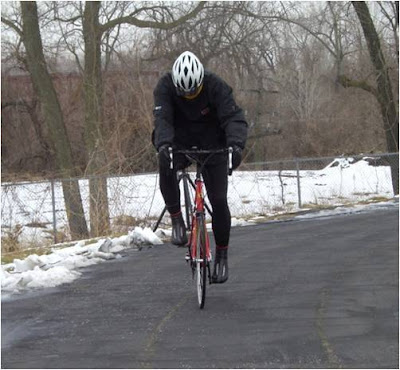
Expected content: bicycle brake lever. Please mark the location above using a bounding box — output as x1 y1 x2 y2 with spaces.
228 147 233 176
169 147 173 169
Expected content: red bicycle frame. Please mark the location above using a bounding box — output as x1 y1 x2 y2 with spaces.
189 178 211 262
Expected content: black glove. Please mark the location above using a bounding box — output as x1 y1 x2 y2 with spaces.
157 144 172 168
231 145 243 170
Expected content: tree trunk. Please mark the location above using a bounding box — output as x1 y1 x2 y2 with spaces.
20 1 89 239
83 1 110 236
352 1 399 194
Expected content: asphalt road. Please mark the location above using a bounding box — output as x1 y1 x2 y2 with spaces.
2 206 399 369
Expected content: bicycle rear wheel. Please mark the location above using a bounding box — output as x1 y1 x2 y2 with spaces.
195 215 207 309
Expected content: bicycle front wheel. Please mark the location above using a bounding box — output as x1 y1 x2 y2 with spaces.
195 215 207 309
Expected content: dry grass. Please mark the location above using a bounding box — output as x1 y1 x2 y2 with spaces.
2 224 24 254
2 247 52 265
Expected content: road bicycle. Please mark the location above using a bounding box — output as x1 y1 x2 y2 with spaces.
153 147 232 309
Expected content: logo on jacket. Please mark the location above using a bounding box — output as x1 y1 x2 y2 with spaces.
201 107 210 115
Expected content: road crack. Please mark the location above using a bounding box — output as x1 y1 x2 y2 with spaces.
141 294 190 368
316 287 342 368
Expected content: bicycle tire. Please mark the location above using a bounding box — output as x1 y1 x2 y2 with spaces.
195 215 207 309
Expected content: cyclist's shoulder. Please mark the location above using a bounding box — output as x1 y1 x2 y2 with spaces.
155 72 174 93
204 70 232 95
204 70 225 85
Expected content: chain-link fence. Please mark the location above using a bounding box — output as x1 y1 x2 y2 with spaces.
1 153 398 249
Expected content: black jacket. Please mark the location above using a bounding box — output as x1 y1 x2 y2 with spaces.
152 70 248 151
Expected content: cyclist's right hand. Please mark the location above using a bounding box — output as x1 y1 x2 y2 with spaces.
158 143 171 155
231 145 243 170
157 144 173 168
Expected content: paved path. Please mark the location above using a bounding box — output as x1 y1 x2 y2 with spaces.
2 206 398 368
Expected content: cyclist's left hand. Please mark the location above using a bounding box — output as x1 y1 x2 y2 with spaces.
231 145 243 169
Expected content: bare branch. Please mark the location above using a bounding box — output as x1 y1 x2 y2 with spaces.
337 74 377 96
100 2 206 33
234 6 338 58
1 16 23 37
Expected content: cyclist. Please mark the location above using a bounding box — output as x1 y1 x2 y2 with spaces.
152 51 248 284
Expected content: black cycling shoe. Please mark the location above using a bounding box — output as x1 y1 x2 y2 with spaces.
212 248 229 284
171 212 188 246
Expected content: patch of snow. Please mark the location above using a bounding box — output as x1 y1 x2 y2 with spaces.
1 227 163 299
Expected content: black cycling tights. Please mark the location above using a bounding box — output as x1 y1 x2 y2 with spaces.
159 155 231 247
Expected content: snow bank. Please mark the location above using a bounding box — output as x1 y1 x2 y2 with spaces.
1 227 162 298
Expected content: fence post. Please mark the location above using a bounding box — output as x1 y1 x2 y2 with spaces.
296 158 302 208
51 178 57 244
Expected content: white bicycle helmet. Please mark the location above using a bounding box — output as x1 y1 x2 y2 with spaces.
172 51 204 95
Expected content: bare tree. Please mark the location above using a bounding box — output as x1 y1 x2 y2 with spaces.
231 2 398 190
2 1 89 239
352 1 398 194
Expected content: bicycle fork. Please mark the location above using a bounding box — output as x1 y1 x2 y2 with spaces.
186 213 212 280
186 179 213 283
